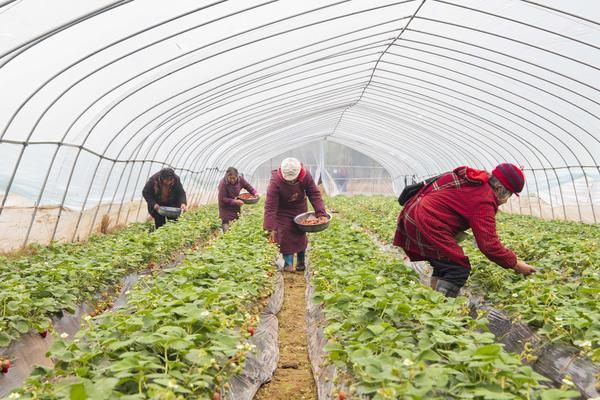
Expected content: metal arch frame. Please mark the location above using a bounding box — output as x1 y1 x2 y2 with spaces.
432 0 600 54
77 29 403 233
0 0 268 221
88 29 406 172
194 104 469 182
328 0 427 137
243 135 413 193
0 0 596 247
5 1 592 216
360 91 518 167
14 5 419 242
37 3 419 240
163 76 468 181
148 24 410 130
25 22 584 241
383 25 600 218
53 1 415 146
521 0 600 28
235 122 437 182
335 107 483 167
83 58 564 228
346 96 537 217
383 50 599 166
0 0 21 8
318 1 593 218
392 41 600 129
362 43 594 217
401 30 600 113
196 104 463 176
146 59 381 166
413 15 600 73
79 67 386 236
120 90 365 225
157 54 564 216
368 75 566 217
0 0 133 67
359 89 545 212
344 101 496 167
92 67 378 233
65 28 424 238
202 110 445 174
375 60 587 219
127 34 584 177
94 73 368 222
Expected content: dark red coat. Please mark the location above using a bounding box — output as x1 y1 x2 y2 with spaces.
263 168 326 254
142 171 187 216
393 166 517 269
218 176 257 221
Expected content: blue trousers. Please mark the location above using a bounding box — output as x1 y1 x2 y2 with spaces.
283 251 305 267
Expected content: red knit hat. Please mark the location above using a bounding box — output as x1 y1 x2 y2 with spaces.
492 163 525 196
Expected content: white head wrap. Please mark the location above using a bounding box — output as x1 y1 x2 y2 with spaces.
280 157 301 181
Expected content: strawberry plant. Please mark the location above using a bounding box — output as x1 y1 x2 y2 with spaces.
309 217 578 399
328 195 600 363
464 214 600 362
0 205 220 348
11 207 277 398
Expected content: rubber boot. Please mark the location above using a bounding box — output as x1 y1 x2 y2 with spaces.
434 279 461 298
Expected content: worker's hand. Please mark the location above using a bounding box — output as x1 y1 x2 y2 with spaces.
268 230 277 244
153 204 160 211
180 203 188 212
235 199 244 207
512 260 537 275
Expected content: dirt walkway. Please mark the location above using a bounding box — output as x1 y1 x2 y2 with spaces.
255 271 317 400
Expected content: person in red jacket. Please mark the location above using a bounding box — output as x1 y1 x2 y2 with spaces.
263 158 327 272
393 163 536 297
218 167 258 232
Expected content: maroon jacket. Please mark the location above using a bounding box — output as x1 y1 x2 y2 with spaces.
142 171 187 216
393 166 517 269
263 168 326 254
218 176 257 221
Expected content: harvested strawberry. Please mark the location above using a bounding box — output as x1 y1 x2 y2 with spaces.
247 326 256 336
338 390 347 400
238 193 256 200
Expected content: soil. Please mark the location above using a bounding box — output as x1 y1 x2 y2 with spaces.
255 271 316 400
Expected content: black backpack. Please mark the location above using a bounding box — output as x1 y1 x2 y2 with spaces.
397 175 440 206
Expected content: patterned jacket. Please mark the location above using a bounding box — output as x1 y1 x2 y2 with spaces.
393 166 517 269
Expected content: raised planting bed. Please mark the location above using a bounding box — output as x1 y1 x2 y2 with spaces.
306 218 579 399
0 206 221 350
8 209 279 399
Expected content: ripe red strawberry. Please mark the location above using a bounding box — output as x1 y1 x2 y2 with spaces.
39 330 48 338
212 391 221 400
338 390 347 400
247 326 256 336
1 359 10 374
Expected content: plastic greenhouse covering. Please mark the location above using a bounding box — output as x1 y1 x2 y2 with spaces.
0 0 599 251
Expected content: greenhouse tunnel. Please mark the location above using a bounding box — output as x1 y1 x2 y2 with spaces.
1 0 599 250
1 1 600 399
